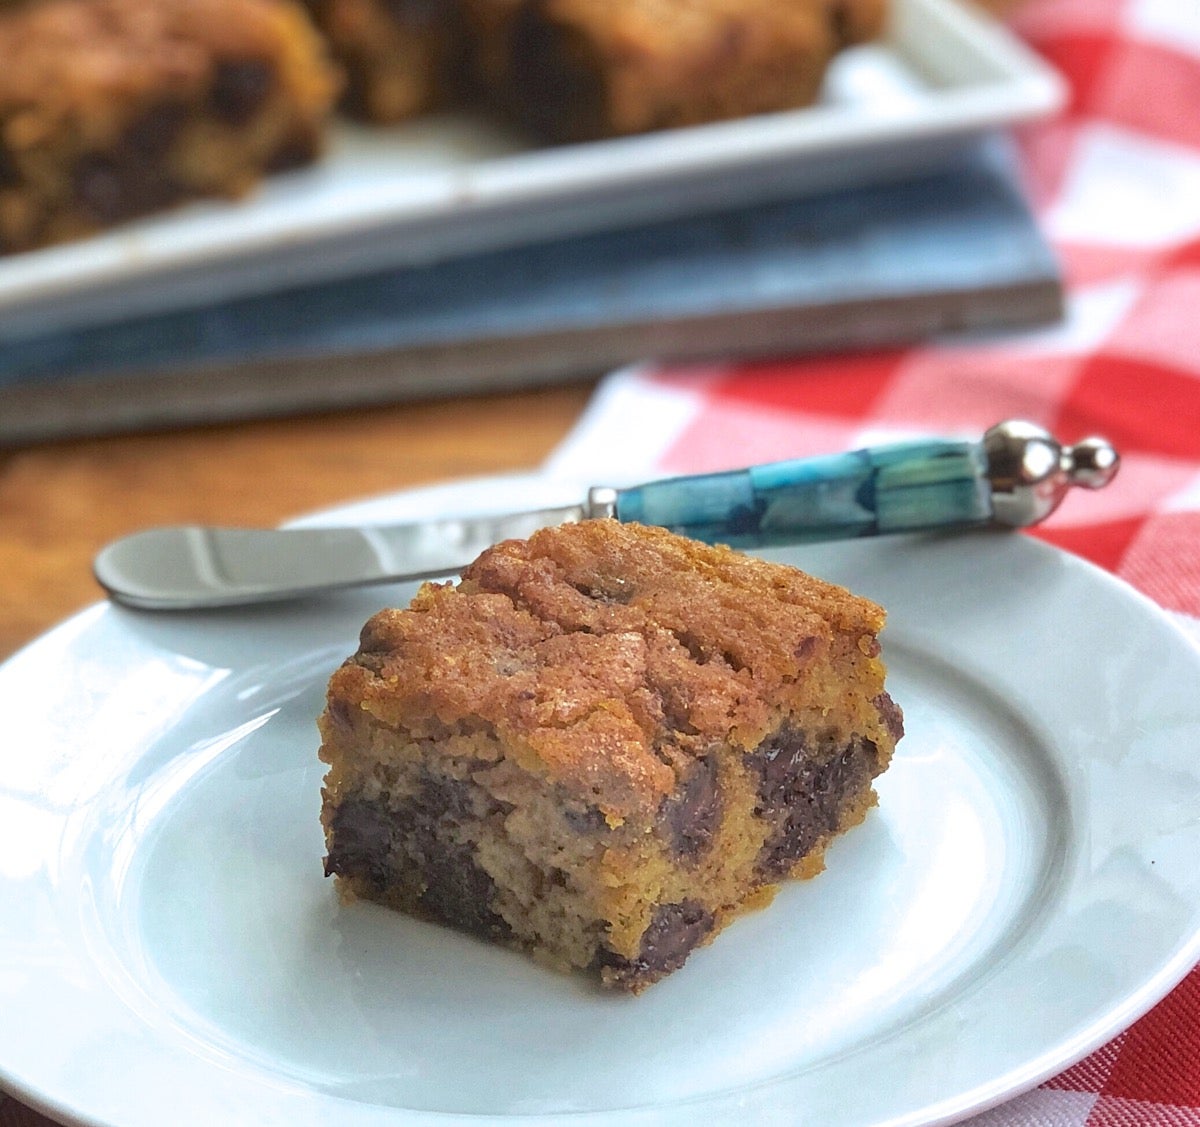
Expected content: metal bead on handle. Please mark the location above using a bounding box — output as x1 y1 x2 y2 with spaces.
983 420 1120 528
1065 436 1122 490
585 486 619 519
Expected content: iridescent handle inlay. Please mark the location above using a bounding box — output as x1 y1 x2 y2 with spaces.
613 439 994 547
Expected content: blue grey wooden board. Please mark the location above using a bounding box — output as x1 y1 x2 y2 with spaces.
0 136 1061 443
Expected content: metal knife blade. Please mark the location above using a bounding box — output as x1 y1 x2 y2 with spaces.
93 501 587 609
93 421 1119 611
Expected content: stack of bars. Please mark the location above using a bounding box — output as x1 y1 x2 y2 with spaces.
318 520 904 992
0 0 886 252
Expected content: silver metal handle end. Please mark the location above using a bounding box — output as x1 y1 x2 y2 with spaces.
585 486 619 520
983 420 1120 528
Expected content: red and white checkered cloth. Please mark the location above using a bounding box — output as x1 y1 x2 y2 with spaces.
543 0 1200 1122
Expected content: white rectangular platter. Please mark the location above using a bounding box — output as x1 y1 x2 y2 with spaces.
0 0 1063 339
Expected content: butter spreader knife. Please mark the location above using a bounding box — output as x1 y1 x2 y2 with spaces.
94 420 1119 610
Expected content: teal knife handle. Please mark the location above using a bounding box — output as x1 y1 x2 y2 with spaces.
613 439 993 547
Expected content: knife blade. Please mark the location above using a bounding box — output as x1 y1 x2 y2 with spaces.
93 420 1118 610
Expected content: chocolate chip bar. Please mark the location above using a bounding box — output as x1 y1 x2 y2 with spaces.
459 0 876 142
319 520 902 992
0 0 339 253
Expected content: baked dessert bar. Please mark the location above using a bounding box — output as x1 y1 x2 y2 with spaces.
302 0 464 122
0 0 339 253
319 520 903 992
459 0 866 142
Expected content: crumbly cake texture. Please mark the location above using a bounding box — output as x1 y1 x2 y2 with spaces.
319 520 903 992
302 0 465 123
0 0 340 253
460 0 884 142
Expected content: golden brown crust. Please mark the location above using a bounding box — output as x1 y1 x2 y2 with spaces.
329 520 890 819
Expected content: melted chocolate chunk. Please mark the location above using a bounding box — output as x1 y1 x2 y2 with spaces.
324 797 395 885
325 775 511 942
752 725 807 808
509 8 605 142
563 802 607 834
0 142 19 189
660 754 721 859
749 725 879 879
598 900 714 985
265 129 320 173
123 101 188 157
210 58 275 125
74 155 127 221
418 771 479 820
338 68 372 120
416 838 510 940
73 151 183 223
383 0 442 25
829 1 853 47
874 692 905 744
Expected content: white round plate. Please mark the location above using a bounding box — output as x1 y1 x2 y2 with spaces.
3 474 1200 1127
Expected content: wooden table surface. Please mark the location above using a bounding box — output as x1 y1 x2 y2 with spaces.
0 383 594 661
